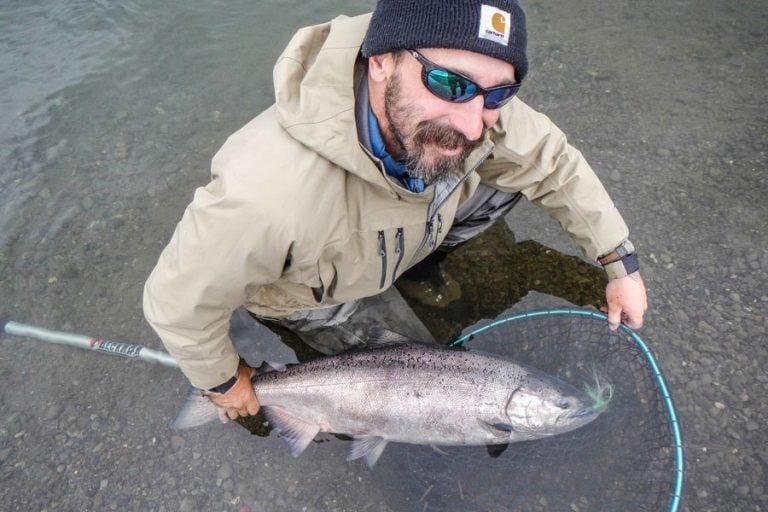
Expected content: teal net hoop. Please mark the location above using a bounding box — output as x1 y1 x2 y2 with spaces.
449 308 685 512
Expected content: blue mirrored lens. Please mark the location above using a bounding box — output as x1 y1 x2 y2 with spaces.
426 70 477 102
484 87 516 108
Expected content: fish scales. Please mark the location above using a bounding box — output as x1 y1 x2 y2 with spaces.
172 340 601 467
254 344 521 444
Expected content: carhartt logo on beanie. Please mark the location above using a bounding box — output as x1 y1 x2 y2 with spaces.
361 0 528 83
480 5 511 45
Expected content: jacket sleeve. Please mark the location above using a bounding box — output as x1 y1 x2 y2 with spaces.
478 98 629 261
143 159 289 390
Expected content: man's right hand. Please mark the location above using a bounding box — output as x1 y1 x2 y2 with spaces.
206 364 260 422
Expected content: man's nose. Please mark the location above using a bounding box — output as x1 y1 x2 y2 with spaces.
449 96 488 142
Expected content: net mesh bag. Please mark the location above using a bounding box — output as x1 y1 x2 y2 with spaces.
367 309 684 512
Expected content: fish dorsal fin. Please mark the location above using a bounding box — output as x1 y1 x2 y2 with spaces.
366 328 413 347
347 435 389 468
261 406 320 457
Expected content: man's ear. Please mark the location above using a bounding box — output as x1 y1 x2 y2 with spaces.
368 52 397 83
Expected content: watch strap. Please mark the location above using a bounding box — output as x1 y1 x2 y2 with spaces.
207 374 239 394
598 239 635 265
603 252 640 280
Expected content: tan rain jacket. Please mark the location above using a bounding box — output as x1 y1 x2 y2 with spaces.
143 14 629 389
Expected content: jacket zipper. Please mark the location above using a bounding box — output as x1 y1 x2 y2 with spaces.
378 231 387 289
392 228 405 283
426 214 444 249
411 147 494 264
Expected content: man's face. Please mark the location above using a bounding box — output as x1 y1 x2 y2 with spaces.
380 48 517 186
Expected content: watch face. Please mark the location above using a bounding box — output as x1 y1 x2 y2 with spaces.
622 252 641 275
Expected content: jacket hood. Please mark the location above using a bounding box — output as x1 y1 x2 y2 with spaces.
273 14 389 188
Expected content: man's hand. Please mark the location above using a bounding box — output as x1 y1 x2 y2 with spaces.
206 364 260 422
602 271 647 331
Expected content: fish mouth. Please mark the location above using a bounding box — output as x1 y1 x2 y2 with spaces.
552 396 596 418
572 407 597 418
566 407 601 430
551 400 599 426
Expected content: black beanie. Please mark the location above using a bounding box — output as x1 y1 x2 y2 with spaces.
361 0 528 83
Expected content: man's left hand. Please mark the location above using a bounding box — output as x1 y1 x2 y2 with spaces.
602 271 647 330
205 364 260 422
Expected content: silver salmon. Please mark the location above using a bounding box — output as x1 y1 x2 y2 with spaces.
172 335 602 467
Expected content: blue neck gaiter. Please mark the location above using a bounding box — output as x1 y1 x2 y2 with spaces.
367 106 425 193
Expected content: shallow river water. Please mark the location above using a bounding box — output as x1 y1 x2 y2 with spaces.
2 1 767 511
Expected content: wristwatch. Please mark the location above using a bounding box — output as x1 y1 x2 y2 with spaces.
207 373 238 394
598 239 640 280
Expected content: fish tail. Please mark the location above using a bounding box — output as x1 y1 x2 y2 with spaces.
171 388 220 429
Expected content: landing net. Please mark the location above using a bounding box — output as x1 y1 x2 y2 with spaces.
371 308 684 512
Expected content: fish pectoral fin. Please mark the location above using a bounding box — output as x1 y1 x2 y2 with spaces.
171 388 219 430
256 361 289 374
261 406 320 458
429 444 450 456
477 419 514 442
347 436 389 468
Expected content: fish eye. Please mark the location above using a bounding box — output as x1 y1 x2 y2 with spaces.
555 399 572 410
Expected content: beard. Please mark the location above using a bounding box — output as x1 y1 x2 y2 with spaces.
383 74 484 186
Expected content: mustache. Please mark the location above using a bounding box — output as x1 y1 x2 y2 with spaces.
411 121 484 153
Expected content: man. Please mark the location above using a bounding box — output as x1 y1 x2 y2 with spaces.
143 0 647 422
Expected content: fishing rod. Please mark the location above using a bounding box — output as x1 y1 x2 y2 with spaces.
1 318 179 368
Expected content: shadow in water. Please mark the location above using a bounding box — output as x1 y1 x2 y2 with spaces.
396 220 608 343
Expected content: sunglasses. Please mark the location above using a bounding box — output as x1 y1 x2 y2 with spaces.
408 49 521 110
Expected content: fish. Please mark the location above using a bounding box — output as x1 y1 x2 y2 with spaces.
171 333 603 467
